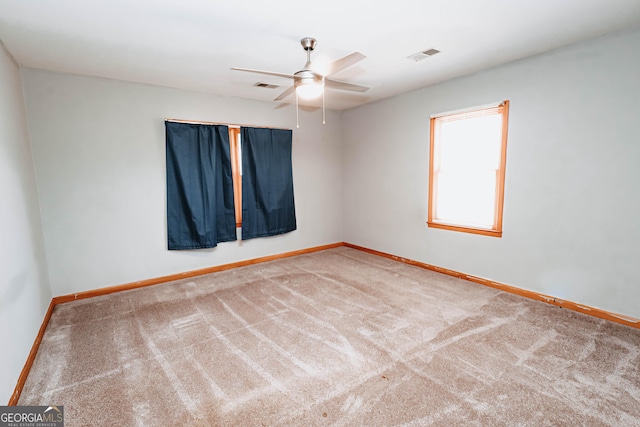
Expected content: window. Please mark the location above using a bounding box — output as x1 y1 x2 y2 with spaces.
428 100 509 237
229 127 242 227
165 120 295 247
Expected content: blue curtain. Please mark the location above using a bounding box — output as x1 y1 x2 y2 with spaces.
165 122 237 250
241 127 296 240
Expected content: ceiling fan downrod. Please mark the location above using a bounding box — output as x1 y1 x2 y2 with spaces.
300 37 317 68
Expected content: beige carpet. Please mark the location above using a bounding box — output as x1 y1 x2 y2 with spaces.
18 247 640 426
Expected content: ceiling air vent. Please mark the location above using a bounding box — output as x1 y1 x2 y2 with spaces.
254 82 280 89
407 48 440 62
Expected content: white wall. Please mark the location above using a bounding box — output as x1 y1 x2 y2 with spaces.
13 26 640 360
22 70 343 296
343 28 640 319
0 44 51 403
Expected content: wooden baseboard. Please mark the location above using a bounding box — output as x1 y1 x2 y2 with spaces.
53 242 344 305
343 243 640 329
8 299 56 405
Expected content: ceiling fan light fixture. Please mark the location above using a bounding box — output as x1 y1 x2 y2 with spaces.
294 70 324 100
296 80 324 99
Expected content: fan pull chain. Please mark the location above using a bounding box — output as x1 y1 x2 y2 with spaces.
322 84 326 125
296 91 299 129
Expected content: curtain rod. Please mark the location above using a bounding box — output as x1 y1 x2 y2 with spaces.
165 118 290 131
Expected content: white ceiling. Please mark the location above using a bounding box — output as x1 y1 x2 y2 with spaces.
1 1 639 110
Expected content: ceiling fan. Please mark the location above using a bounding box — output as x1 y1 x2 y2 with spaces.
231 37 369 104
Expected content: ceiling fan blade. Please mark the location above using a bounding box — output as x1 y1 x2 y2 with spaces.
231 67 295 80
324 78 369 93
326 52 366 76
274 86 295 101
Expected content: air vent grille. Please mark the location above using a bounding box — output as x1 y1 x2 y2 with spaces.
407 48 441 62
254 82 280 89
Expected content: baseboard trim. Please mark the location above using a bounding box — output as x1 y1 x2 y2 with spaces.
53 242 344 305
344 243 640 329
8 299 56 405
